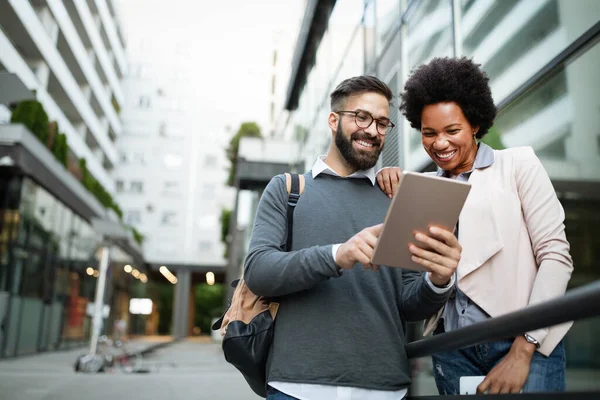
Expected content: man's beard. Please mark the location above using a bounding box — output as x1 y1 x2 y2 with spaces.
335 124 383 171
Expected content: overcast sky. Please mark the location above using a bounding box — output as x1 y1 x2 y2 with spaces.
116 0 304 136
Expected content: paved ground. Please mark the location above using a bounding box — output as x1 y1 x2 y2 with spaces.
0 337 598 399
0 337 260 400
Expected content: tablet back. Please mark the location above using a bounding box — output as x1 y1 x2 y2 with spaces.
371 171 471 270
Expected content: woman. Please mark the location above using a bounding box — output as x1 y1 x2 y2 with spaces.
377 57 573 394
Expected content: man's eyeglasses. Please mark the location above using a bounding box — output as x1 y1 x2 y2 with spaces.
335 110 396 135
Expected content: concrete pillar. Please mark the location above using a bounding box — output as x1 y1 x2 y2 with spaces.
171 269 191 338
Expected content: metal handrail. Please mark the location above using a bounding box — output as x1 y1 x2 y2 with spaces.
406 281 600 359
408 392 599 399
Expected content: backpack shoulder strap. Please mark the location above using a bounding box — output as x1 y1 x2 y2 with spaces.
283 173 304 251
284 173 305 196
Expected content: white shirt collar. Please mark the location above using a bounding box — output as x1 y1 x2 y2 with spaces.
311 155 377 186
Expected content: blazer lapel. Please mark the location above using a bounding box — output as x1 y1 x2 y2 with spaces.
457 168 504 281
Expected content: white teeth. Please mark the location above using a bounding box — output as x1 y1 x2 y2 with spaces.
435 150 456 159
356 140 373 147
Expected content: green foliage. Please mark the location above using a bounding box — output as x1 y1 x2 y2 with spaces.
10 100 49 144
130 226 144 245
194 283 226 334
155 283 174 335
220 208 231 244
79 158 124 222
10 101 141 245
226 122 262 186
52 133 69 167
111 95 121 115
481 126 505 150
220 208 231 258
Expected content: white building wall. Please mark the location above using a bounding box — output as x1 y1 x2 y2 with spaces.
115 0 234 266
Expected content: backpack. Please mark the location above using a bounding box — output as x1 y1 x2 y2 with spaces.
211 172 305 397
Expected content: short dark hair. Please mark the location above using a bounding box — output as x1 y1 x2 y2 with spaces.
330 76 393 111
399 57 496 139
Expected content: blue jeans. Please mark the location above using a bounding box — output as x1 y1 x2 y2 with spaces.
431 328 566 394
266 386 299 400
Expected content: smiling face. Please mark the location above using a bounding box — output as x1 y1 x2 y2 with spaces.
328 92 389 173
421 102 479 176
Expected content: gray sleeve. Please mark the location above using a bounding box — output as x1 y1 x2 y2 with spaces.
398 270 451 322
243 175 341 297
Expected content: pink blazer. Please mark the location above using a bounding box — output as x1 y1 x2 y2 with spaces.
424 146 574 356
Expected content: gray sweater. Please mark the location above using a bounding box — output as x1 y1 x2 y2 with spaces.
244 173 450 391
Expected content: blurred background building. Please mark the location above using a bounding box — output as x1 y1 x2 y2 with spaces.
0 0 147 357
114 0 237 337
226 0 600 393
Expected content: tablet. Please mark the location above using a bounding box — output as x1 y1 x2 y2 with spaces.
371 171 471 270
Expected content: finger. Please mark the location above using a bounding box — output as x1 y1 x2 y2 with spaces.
365 223 384 236
487 380 502 395
376 173 385 192
477 379 490 395
409 243 455 270
509 384 523 394
410 255 448 278
500 384 511 394
391 169 401 196
413 231 452 259
428 226 460 248
383 172 393 198
354 241 374 266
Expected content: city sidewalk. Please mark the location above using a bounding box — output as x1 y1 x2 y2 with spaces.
0 336 259 400
0 335 175 374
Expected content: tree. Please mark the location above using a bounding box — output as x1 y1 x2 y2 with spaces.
226 122 262 186
194 283 226 335
220 208 231 258
481 126 505 150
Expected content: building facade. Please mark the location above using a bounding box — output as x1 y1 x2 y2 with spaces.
0 0 145 357
114 0 233 269
277 0 600 391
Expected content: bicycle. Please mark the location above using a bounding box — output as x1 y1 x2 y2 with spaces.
75 335 143 373
97 335 143 373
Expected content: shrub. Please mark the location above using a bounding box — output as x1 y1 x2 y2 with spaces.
10 100 49 143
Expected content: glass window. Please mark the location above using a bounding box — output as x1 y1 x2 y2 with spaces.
376 0 401 60
125 210 142 225
461 0 600 103
336 24 366 84
116 180 125 193
58 206 73 258
130 181 144 193
406 0 453 71
20 252 44 298
329 0 365 67
161 211 178 226
138 96 151 108
493 41 600 183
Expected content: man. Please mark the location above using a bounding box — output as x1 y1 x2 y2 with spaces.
244 76 461 400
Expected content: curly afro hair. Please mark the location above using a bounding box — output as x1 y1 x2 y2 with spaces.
399 57 496 139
